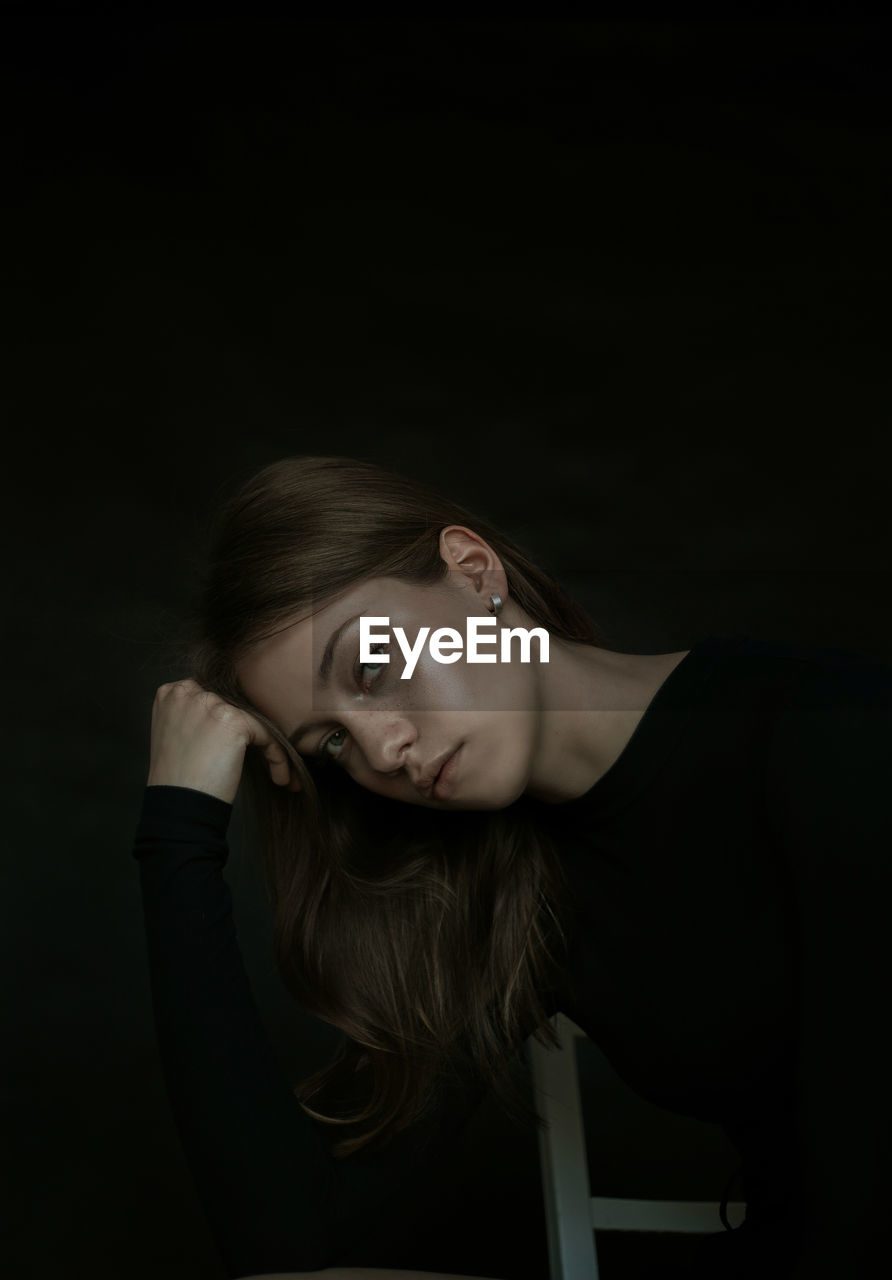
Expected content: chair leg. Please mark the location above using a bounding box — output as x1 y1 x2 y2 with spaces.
527 1021 601 1280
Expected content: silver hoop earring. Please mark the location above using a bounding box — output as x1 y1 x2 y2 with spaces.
489 592 503 616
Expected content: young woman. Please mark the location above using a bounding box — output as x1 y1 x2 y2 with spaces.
133 455 891 1280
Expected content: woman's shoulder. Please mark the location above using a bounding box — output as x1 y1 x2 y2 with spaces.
693 632 892 713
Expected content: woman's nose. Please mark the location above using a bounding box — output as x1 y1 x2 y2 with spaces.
353 715 416 774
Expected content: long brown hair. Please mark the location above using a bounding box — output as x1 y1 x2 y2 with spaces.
181 455 611 1157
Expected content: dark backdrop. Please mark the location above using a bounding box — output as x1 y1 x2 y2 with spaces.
3 14 890 1280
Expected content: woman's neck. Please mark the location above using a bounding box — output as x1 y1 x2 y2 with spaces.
525 642 690 804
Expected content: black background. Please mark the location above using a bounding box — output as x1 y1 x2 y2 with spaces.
3 13 890 1280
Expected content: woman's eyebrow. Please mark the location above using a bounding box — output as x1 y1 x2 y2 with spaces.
286 608 365 748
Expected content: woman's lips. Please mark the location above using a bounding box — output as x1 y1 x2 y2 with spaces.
433 744 463 800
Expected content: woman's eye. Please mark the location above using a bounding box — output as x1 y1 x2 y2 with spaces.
320 727 347 762
357 642 389 690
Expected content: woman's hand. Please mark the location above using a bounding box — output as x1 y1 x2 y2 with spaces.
146 678 299 805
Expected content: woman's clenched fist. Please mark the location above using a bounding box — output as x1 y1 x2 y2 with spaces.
146 679 298 805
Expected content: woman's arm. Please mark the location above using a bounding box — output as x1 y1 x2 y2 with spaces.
764 656 892 1279
133 784 488 1279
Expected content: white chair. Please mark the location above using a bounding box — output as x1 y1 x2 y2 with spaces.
525 1013 746 1280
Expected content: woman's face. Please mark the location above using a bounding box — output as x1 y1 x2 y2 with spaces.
235 558 544 811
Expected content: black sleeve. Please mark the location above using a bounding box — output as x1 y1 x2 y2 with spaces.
764 662 892 1278
132 784 489 1279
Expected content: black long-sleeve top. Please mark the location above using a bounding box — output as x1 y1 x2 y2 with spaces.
132 633 892 1278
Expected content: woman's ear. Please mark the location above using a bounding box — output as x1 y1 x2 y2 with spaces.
438 525 508 611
